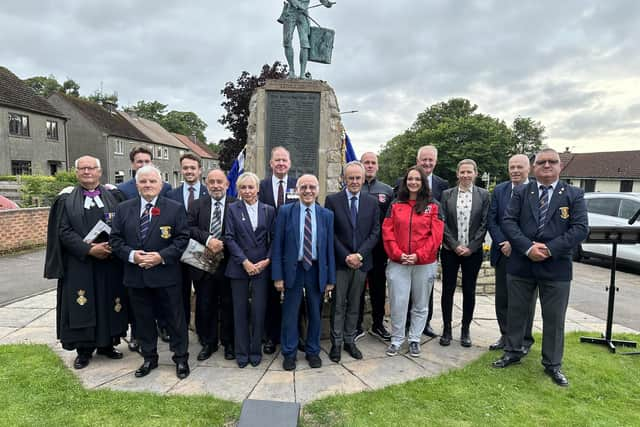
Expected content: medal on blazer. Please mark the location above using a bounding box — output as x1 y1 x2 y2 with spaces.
159 226 172 239
76 290 87 306
559 207 570 219
114 297 122 313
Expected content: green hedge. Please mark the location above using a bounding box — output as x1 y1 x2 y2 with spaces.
20 171 77 207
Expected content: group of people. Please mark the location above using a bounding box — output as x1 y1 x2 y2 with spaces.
45 143 587 387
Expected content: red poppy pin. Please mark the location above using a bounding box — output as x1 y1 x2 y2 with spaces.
151 207 161 216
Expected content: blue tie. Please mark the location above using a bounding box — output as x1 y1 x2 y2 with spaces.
538 185 551 233
140 203 152 241
303 207 313 270
350 196 358 250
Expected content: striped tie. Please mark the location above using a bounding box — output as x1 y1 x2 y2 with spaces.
537 185 551 233
140 203 152 241
303 207 313 270
210 201 222 238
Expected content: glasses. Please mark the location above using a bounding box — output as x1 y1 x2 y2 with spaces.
298 185 317 191
77 166 99 172
535 159 559 166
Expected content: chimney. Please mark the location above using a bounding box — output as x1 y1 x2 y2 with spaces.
190 132 198 143
102 100 117 113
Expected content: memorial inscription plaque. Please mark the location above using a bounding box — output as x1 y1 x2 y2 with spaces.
266 91 320 177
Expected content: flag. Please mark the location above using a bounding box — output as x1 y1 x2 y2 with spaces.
226 148 245 197
340 131 358 189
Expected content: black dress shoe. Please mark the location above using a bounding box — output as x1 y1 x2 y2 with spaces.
344 343 363 360
250 358 261 367
523 346 531 356
197 344 217 361
128 339 140 353
460 326 472 348
224 345 235 360
97 347 123 359
489 336 506 351
492 354 521 368
306 353 322 368
158 327 170 343
73 355 91 370
176 361 190 379
263 340 276 355
423 324 438 338
283 357 296 371
135 360 158 377
544 367 569 387
237 360 248 368
329 344 341 363
371 324 391 341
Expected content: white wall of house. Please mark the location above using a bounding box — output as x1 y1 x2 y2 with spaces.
634 181 640 192
595 180 621 192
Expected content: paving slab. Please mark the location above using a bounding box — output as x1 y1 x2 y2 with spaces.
294 364 369 404
248 370 295 402
0 326 56 345
26 308 56 327
342 355 427 389
169 365 267 401
0 327 17 340
6 291 56 309
0 307 50 328
98 366 181 394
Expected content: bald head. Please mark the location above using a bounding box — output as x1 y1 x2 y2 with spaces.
508 154 531 185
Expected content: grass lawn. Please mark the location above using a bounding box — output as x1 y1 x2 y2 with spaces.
302 332 640 427
2 333 639 426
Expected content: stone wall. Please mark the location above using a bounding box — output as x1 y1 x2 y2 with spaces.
0 207 49 254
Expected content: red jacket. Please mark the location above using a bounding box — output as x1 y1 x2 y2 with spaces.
382 200 444 265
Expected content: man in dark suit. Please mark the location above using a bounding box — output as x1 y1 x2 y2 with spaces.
110 165 190 380
188 169 236 361
487 154 535 352
325 161 380 362
166 153 209 327
493 148 588 387
258 146 298 354
272 174 336 371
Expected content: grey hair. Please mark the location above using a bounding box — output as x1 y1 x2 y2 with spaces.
135 165 162 183
74 156 101 169
344 160 365 175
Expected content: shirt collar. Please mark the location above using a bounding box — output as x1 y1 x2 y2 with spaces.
212 195 226 206
346 189 360 200
140 196 158 207
536 180 558 191
458 185 473 193
272 174 288 186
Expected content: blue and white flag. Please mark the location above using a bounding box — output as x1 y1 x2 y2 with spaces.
226 148 245 197
340 132 358 189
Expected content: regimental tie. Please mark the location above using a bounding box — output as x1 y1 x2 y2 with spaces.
210 201 222 238
140 203 152 241
187 186 195 211
277 180 285 208
538 185 552 233
350 196 358 250
303 207 313 270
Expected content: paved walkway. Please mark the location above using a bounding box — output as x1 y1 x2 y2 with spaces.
0 284 636 406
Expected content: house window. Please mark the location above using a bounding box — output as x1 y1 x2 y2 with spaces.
11 160 32 175
48 162 59 175
156 146 162 159
620 180 633 192
164 172 169 182
46 120 59 140
582 179 596 193
114 170 125 184
114 139 124 154
9 113 30 137
163 147 169 160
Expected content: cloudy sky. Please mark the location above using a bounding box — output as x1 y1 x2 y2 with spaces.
2 0 639 156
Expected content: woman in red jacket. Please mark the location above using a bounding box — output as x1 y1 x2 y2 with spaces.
382 166 444 357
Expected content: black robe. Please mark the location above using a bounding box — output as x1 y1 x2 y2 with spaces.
45 185 129 350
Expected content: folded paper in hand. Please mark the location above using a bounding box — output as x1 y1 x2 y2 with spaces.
180 238 223 273
83 220 111 243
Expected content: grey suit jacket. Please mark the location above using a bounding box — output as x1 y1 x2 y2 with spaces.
441 186 490 253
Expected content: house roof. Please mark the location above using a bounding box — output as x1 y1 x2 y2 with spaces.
0 66 66 119
172 133 218 160
119 111 185 149
560 150 640 179
49 93 151 142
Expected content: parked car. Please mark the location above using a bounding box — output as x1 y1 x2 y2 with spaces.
0 195 19 210
576 192 640 266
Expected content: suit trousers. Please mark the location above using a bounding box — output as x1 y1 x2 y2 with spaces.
331 268 366 346
179 263 193 327
281 262 322 358
506 274 570 369
193 269 234 347
230 277 268 365
264 281 283 344
386 261 436 346
127 285 188 363
440 248 484 327
359 246 387 329
495 256 536 348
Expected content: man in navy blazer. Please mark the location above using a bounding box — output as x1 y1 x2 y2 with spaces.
258 146 298 354
493 148 588 387
487 154 536 352
117 146 171 200
165 153 209 327
272 174 336 371
110 165 190 380
325 161 380 362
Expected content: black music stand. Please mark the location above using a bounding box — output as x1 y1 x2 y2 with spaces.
579 225 640 354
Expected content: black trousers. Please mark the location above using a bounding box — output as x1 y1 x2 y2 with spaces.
179 263 193 327
127 285 188 363
193 269 234 347
230 277 268 364
264 280 283 344
359 247 387 329
440 248 483 327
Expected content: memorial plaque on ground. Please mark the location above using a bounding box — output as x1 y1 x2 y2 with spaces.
266 91 320 177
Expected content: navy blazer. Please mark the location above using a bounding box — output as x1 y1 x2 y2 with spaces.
224 201 275 280
502 180 588 281
488 181 518 266
324 191 380 272
110 196 189 288
441 185 490 253
165 183 209 212
271 201 336 292
117 177 171 200
259 175 298 209
395 173 448 202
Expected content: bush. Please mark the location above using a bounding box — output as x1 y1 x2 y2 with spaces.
0 175 18 181
20 171 77 207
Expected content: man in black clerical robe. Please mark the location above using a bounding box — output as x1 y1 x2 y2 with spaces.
44 155 129 369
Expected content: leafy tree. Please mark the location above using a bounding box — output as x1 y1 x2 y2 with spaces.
511 116 545 158
161 111 207 143
24 75 80 97
125 100 168 122
85 90 119 107
61 79 80 96
218 61 288 170
378 98 544 186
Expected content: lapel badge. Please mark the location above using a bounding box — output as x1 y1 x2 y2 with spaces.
76 290 87 306
160 226 172 239
559 206 570 219
114 297 122 313
378 194 387 203
424 205 432 214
